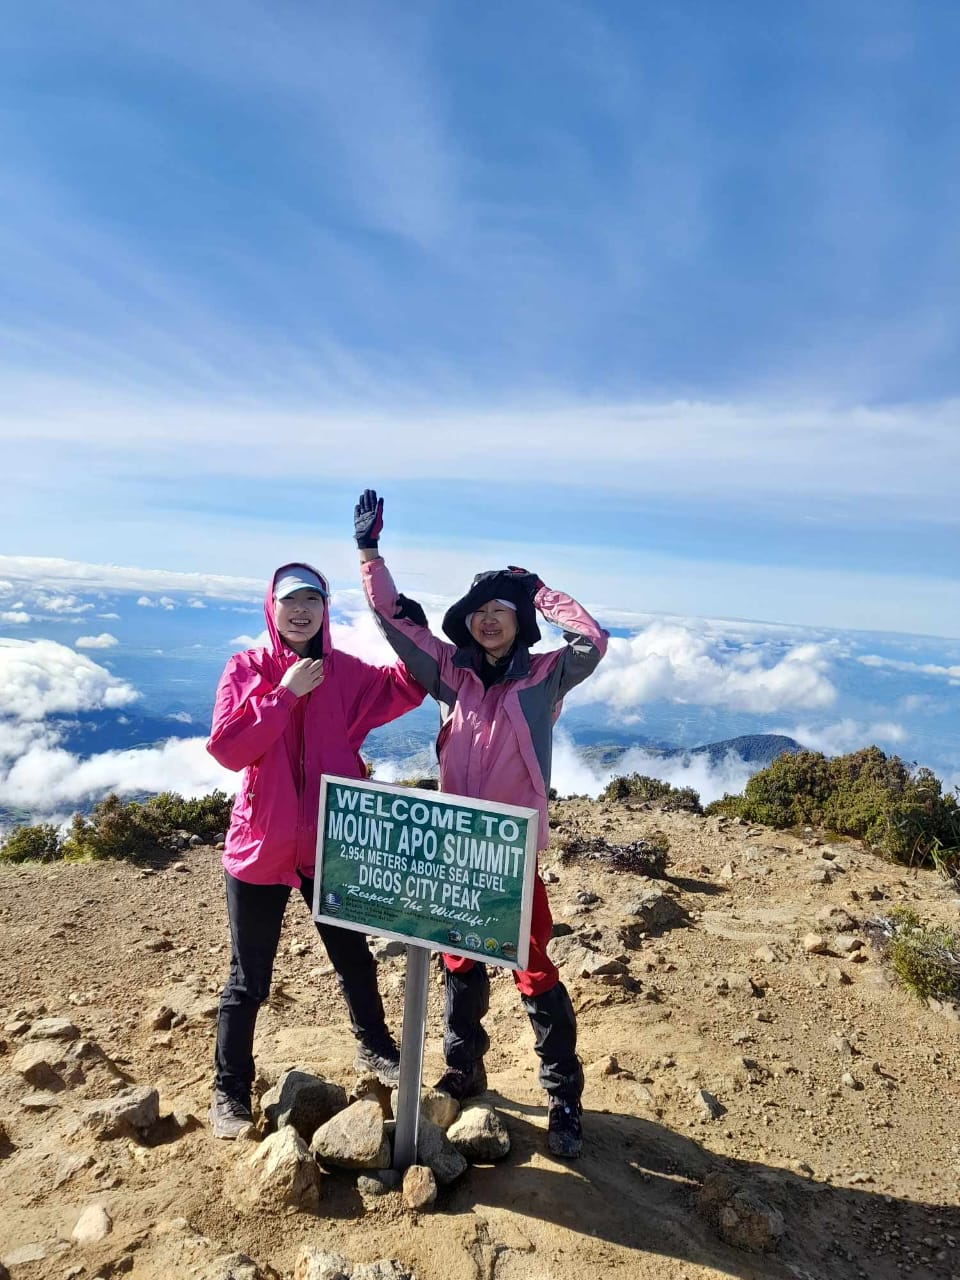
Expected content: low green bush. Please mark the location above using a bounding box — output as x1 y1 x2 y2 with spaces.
871 907 960 1003
705 747 959 869
0 822 63 864
601 773 702 813
4 790 234 864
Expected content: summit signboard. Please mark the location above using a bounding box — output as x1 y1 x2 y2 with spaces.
312 776 538 971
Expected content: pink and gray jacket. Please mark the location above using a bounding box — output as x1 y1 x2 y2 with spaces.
207 563 425 887
362 557 609 849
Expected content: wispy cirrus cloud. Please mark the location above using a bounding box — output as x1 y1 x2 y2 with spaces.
858 654 960 684
0 556 261 604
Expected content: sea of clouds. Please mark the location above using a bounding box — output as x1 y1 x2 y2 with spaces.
2 556 957 835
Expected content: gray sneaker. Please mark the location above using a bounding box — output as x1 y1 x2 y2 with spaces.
209 1090 255 1140
354 1040 401 1086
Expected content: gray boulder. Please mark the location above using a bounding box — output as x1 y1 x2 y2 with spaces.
262 1069 347 1142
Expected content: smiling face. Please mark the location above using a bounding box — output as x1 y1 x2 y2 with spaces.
273 588 325 655
469 599 519 661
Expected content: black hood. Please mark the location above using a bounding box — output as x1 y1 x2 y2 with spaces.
442 570 541 649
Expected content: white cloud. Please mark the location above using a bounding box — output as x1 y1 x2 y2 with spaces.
167 711 193 724
75 633 119 650
0 580 13 595
137 596 155 607
188 599 206 609
1 611 30 624
373 728 760 809
570 622 836 716
550 733 758 807
788 718 908 756
0 638 139 720
32 593 94 616
858 654 960 684
97 612 121 620
0 735 235 814
3 393 957 516
228 631 268 649
0 719 62 765
0 555 260 604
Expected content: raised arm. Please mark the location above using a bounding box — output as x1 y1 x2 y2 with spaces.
506 565 609 698
355 488 455 704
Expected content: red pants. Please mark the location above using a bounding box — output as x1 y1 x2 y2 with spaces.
442 873 558 997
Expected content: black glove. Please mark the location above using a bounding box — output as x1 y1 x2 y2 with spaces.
506 565 543 599
354 488 384 549
394 593 428 627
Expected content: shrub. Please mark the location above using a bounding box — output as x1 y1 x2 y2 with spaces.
867 907 960 1003
138 790 233 843
601 773 702 813
61 795 147 860
0 822 63 864
58 789 235 862
557 830 670 877
705 747 959 869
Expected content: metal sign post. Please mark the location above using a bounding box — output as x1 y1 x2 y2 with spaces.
312 776 539 1170
392 943 430 1170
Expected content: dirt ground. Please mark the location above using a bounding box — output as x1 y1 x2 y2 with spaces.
1 797 959 1280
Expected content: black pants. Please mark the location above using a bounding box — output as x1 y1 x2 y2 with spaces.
443 963 583 1104
214 871 390 1099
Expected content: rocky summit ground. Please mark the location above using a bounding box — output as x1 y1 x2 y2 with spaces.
1 797 959 1280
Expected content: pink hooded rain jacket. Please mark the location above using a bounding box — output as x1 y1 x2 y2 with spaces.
208 563 425 887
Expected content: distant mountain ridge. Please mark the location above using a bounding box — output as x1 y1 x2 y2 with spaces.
579 733 802 771
0 722 802 833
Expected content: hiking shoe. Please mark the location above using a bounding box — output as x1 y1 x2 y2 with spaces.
354 1039 401 1086
433 1060 487 1102
208 1090 255 1141
547 1098 582 1158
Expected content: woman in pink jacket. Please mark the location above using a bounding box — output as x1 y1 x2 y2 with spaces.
205 562 424 1139
355 490 608 1158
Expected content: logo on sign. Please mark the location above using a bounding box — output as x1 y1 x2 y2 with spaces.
464 933 482 950
447 929 462 945
483 937 499 953
324 891 343 914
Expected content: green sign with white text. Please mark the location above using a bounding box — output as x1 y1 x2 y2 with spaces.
312 776 539 970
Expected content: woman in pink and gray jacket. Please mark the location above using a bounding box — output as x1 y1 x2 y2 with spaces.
355 490 609 1158
205 561 424 1139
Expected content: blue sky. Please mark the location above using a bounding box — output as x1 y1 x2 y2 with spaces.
2 3 958 638
4 13 960 1241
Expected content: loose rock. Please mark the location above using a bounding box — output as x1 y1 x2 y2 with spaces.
696 1171 786 1253
311 1099 390 1170
80 1086 160 1138
71 1202 113 1244
416 1115 468 1184
294 1249 352 1280
262 1069 347 1142
447 1104 511 1161
227 1127 322 1212
402 1163 438 1210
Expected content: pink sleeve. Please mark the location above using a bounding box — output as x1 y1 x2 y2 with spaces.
206 653 298 772
344 658 427 742
534 584 608 697
361 557 455 702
